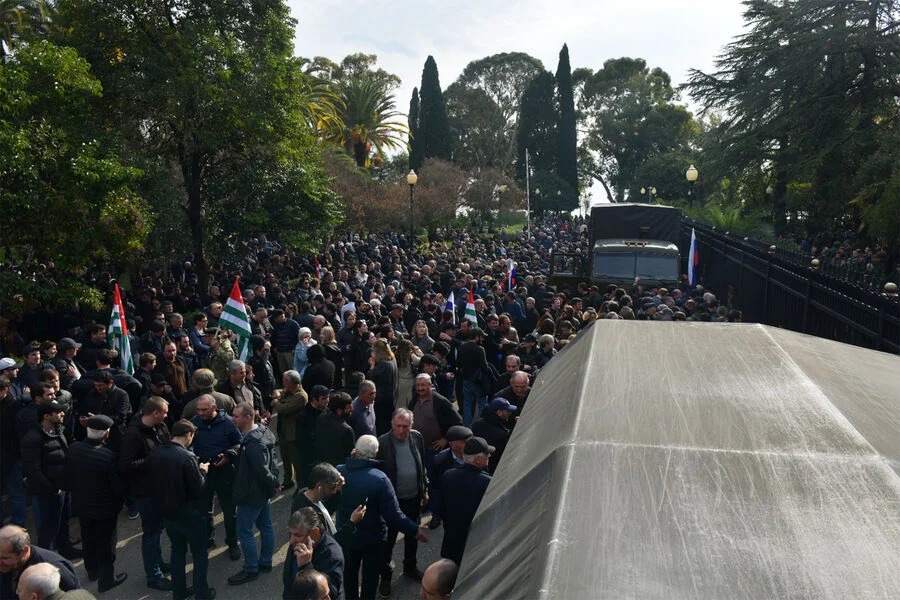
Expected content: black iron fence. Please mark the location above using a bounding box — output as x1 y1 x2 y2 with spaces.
683 222 900 355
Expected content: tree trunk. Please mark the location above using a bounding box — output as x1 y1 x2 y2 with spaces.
183 151 209 293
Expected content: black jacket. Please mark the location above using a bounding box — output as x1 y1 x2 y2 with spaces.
456 340 489 381
296 404 323 469
440 463 491 565
65 437 126 518
376 430 428 499
313 412 355 467
472 409 512 474
281 531 345 600
118 415 171 498
21 424 68 496
74 385 131 451
232 424 280 507
432 447 464 489
149 440 207 520
216 378 263 414
407 392 462 439
0 545 79 599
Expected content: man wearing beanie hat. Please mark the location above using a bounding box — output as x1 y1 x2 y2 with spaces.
65 414 128 592
439 437 493 565
179 368 235 421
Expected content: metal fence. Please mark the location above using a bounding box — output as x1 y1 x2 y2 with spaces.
683 222 900 355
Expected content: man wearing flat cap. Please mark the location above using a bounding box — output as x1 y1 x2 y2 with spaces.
65 415 128 592
429 425 473 530
439 436 493 565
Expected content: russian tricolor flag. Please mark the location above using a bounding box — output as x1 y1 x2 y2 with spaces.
688 228 699 286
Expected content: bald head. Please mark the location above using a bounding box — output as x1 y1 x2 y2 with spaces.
420 559 458 599
17 563 59 599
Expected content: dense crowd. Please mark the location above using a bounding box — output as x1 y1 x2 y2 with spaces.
0 217 734 600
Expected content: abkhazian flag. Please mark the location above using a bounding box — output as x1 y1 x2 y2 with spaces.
221 277 253 361
445 291 456 324
465 289 478 326
314 256 324 280
108 284 134 375
688 228 699 286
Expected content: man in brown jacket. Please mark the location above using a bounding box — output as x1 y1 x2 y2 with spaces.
272 370 307 490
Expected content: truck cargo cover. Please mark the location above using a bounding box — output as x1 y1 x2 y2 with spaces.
590 203 681 243
454 321 900 599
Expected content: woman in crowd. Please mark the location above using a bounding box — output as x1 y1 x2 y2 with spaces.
293 327 316 378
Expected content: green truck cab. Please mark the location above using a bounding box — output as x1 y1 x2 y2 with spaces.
551 204 682 289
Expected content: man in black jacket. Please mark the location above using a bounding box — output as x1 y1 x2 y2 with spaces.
428 425 472 530
376 408 428 594
455 329 490 427
20 401 80 559
65 415 128 592
440 437 493 565
296 385 330 488
313 392 355 469
75 371 130 452
472 398 516 474
118 396 172 592
284 508 345 600
0 526 79 599
149 419 214 600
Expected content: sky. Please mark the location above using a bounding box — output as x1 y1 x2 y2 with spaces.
286 0 750 203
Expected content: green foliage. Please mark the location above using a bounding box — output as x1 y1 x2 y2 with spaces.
555 44 578 193
1 0 48 59
579 57 695 202
416 56 451 165
408 87 420 171
529 170 577 213
516 70 557 181
445 52 545 174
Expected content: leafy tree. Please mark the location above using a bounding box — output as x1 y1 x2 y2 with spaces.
555 44 578 193
415 55 451 168
516 70 558 181
445 52 544 174
412 158 469 234
685 0 900 237
579 57 695 202
461 168 522 225
53 0 342 290
0 40 149 308
528 170 577 214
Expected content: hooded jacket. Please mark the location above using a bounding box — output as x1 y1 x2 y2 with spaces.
232 424 280 506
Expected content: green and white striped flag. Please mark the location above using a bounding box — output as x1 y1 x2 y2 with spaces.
221 277 253 361
108 284 135 375
465 289 478 326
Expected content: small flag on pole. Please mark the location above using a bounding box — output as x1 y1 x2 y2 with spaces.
688 228 699 286
445 292 456 324
108 284 134 375
506 258 516 290
220 278 253 361
465 289 478 326
314 256 324 280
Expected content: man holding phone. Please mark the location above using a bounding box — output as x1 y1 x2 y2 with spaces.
284 508 344 600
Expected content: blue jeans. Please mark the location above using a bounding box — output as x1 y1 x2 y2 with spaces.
462 380 486 427
236 502 274 573
0 462 27 526
167 517 211 599
133 497 165 582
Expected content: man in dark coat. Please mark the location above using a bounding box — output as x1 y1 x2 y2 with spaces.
376 409 428 594
0 526 79 599
301 345 335 398
65 415 128 592
284 508 345 600
494 370 531 425
20 401 80 559
75 371 130 452
440 437 493 566
455 329 491 427
471 398 516 474
313 392 355 469
149 419 214 600
428 426 472 530
296 385 330 488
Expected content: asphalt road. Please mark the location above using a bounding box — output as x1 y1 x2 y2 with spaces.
64 476 442 600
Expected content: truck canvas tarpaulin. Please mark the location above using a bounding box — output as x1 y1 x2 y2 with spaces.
454 321 900 599
590 203 681 243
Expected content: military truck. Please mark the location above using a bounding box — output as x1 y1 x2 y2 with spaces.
550 203 682 289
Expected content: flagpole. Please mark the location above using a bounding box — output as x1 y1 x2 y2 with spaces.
525 148 531 238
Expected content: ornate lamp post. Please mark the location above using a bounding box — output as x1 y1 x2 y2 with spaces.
407 169 418 241
686 164 698 209
640 186 657 203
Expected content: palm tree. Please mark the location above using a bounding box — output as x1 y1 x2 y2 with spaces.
1 0 48 60
325 74 409 168
295 58 345 144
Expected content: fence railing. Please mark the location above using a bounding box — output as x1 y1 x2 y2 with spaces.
684 222 899 355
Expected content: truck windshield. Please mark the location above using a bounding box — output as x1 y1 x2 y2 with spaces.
636 255 678 280
592 254 635 279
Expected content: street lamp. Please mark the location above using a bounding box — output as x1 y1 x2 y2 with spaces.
640 186 657 203
407 169 417 241
496 184 508 229
686 164 698 209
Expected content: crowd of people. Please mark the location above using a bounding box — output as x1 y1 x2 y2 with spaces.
1 217 735 600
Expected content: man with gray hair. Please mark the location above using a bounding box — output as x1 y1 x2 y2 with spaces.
349 380 377 438
376 408 428 594
337 435 428 600
217 360 263 416
0 526 79 598
16 563 96 600
283 508 344 600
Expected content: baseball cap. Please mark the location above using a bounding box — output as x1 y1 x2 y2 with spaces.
489 398 518 413
0 357 24 370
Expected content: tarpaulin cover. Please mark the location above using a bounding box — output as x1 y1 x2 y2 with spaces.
454 321 900 599
590 203 682 244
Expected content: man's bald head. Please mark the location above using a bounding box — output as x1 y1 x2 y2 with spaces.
420 558 458 599
17 563 59 599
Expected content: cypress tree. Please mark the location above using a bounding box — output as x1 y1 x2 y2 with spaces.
555 44 578 193
516 70 558 181
408 87 421 171
417 56 451 163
